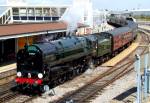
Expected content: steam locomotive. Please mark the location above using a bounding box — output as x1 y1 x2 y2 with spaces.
15 19 137 92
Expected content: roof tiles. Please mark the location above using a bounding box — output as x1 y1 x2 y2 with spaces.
0 21 67 37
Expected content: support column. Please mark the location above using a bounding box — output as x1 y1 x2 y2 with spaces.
135 54 141 103
144 54 148 99
10 8 14 23
26 36 29 45
15 38 18 53
27 7 29 21
58 8 60 18
42 8 45 21
34 8 36 22
1 40 4 62
50 8 52 21
2 40 4 55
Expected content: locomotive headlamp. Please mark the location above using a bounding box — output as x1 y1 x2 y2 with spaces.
38 73 43 79
28 73 31 78
17 72 22 77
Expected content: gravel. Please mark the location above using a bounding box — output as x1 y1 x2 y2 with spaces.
91 70 136 103
28 68 137 103
28 66 110 103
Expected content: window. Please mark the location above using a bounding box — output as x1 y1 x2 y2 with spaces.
21 16 27 20
60 8 66 16
13 16 20 20
51 8 58 17
35 8 42 16
20 8 27 16
12 8 19 16
36 17 43 20
52 17 59 21
28 16 35 20
43 8 50 16
44 17 51 20
28 8 34 16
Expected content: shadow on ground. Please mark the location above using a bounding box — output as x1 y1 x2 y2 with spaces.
113 87 136 101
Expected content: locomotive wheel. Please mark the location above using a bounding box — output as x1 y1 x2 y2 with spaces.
58 78 64 84
101 58 105 63
103 57 107 62
88 59 95 69
75 68 80 75
79 65 85 73
105 56 109 61
79 66 84 73
68 71 74 80
112 53 115 57
58 75 66 84
39 86 45 93
97 58 103 65
96 59 100 65
16 84 23 92
53 80 59 86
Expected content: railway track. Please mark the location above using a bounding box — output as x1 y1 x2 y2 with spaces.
0 29 149 103
0 79 39 103
53 30 150 103
0 69 16 87
5 93 38 103
0 87 38 103
0 81 16 94
54 61 134 103
0 91 19 103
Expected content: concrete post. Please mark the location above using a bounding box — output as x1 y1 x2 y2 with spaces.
135 54 141 103
144 53 148 98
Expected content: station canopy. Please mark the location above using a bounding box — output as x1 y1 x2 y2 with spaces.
0 21 67 40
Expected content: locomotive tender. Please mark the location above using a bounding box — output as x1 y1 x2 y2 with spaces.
15 20 137 92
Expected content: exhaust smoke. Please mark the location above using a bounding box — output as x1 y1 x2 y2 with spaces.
60 0 93 35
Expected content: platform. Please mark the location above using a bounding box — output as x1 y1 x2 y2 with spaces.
139 25 150 31
0 63 16 73
102 43 139 67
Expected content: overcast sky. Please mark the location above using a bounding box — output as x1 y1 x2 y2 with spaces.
0 0 150 10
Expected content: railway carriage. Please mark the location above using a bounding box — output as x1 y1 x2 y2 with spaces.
106 27 134 53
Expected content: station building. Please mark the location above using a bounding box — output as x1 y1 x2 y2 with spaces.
0 1 70 65
0 5 68 24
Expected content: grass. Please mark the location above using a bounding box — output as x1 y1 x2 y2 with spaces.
134 16 150 21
